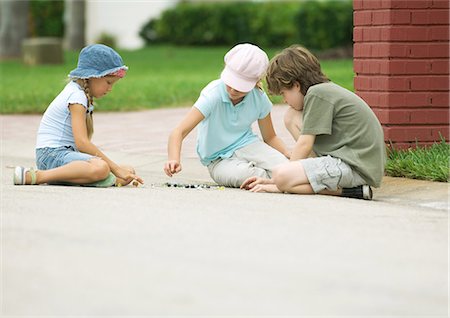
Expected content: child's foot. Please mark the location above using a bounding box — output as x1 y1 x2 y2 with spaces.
13 166 37 185
341 185 372 200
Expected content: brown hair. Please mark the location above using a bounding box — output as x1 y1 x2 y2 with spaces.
266 45 329 96
77 79 94 140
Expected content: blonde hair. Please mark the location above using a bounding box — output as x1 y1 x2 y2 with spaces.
266 45 329 96
76 79 94 140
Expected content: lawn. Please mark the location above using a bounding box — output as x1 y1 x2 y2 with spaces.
0 45 354 114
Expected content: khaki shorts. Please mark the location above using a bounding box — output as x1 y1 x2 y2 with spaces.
207 140 288 188
301 155 366 193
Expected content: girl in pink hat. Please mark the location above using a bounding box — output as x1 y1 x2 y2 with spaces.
164 43 290 187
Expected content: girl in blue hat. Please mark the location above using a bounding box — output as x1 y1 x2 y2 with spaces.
13 44 144 187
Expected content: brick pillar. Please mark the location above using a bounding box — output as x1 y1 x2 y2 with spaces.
353 0 449 148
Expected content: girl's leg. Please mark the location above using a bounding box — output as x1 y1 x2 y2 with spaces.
26 158 110 185
208 156 269 188
284 107 302 141
234 141 289 177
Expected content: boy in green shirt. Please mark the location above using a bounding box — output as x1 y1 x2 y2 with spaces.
241 45 386 200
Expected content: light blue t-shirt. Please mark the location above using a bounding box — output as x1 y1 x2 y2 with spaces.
36 81 93 149
194 79 272 166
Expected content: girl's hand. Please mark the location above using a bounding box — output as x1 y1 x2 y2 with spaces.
164 160 182 177
240 176 273 190
113 166 144 186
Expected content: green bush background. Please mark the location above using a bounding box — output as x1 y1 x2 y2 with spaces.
139 0 353 50
29 0 65 37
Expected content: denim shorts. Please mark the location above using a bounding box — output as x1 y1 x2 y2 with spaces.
36 146 95 170
301 155 366 193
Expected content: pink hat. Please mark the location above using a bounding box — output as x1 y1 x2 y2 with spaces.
220 43 269 93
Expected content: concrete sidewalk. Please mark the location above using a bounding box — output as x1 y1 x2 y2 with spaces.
1 106 448 316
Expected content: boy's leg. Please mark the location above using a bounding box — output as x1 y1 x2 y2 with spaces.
284 107 302 141
272 161 315 194
273 157 347 196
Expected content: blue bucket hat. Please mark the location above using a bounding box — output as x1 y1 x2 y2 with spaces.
68 44 128 79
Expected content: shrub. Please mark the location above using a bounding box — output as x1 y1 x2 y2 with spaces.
139 1 353 49
29 0 65 37
295 0 353 50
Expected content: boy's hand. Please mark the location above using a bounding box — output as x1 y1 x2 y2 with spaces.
164 160 182 177
240 176 272 190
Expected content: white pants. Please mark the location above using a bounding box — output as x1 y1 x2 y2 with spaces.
207 141 288 188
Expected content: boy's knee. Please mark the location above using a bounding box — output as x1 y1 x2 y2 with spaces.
272 166 291 192
284 107 302 132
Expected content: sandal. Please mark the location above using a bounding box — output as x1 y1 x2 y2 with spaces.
13 166 37 185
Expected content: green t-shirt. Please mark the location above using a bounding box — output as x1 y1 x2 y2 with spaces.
301 82 386 187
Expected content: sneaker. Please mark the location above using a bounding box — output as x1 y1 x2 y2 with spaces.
341 185 373 200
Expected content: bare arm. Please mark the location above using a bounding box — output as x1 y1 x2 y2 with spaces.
70 104 143 184
258 113 290 158
290 134 315 161
164 107 205 177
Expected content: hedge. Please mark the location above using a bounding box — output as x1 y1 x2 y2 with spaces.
29 0 65 37
139 0 353 50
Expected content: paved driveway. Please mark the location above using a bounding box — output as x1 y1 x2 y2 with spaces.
1 106 448 316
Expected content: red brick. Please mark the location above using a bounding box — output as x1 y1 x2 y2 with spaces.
363 27 382 41
353 43 372 57
354 11 372 26
389 44 409 57
411 9 449 25
431 60 450 74
380 109 411 123
392 60 431 74
371 43 389 57
362 0 382 9
404 93 433 107
410 109 450 123
431 126 450 140
353 28 363 42
373 10 411 25
384 26 430 41
383 0 433 9
384 126 434 141
387 141 438 149
431 0 450 8
410 75 449 91
353 0 364 10
410 43 449 58
356 91 380 106
428 44 450 58
431 26 450 41
430 92 450 106
354 76 372 90
375 76 411 91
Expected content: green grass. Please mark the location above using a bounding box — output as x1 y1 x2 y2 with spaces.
0 45 354 114
386 139 450 182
